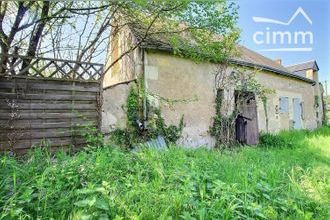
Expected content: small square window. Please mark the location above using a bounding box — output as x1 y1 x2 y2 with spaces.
279 97 289 113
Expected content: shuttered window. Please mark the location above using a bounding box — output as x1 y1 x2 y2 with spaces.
279 97 289 113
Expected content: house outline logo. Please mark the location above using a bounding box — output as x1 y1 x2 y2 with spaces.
252 7 312 26
252 7 314 52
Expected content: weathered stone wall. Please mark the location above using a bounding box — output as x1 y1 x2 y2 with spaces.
255 73 318 132
102 26 143 88
144 51 217 147
313 71 324 126
101 47 322 147
101 82 135 134
101 26 142 134
144 50 320 147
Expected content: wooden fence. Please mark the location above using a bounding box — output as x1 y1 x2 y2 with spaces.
0 55 102 153
0 54 103 80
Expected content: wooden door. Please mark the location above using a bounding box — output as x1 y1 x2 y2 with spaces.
235 92 259 145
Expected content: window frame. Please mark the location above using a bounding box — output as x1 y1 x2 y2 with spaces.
279 96 289 113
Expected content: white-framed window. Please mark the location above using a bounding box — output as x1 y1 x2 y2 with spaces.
279 97 289 113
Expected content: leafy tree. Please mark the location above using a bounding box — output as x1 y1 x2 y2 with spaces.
0 0 239 78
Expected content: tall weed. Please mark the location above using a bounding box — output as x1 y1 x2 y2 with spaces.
0 127 329 219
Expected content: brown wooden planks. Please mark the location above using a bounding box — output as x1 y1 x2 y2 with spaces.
0 103 96 110
0 76 101 152
0 137 86 150
0 111 98 120
0 78 99 92
0 128 88 140
0 92 97 101
0 118 97 125
0 121 97 130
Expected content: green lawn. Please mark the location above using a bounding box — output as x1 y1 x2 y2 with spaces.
1 128 329 219
326 96 330 122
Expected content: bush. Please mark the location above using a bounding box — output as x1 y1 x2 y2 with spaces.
259 129 311 148
259 133 289 148
82 126 104 151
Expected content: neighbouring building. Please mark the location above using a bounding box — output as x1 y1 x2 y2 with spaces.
101 26 324 147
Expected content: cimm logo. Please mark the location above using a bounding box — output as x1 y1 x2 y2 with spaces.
252 7 313 52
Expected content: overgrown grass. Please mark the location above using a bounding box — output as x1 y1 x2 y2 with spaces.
1 127 329 219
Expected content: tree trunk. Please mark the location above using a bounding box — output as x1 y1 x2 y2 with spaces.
21 1 50 75
0 2 29 74
0 44 9 74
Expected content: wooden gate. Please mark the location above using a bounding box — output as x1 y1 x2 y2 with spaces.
235 92 259 145
0 54 103 153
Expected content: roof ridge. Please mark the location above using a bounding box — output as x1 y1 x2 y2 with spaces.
237 45 290 70
285 60 316 67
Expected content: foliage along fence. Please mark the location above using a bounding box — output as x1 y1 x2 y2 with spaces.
0 55 103 153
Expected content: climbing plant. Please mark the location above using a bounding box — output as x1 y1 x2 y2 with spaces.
109 80 184 149
209 89 238 147
314 95 320 108
261 96 270 132
210 63 273 148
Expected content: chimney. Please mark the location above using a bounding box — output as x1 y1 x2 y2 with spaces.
274 58 282 65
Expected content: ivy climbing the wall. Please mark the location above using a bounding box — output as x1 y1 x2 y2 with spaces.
209 89 238 148
210 64 273 148
109 79 184 149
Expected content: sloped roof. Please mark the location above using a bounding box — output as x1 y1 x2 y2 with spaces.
286 60 319 72
129 25 315 84
229 46 315 83
235 46 289 73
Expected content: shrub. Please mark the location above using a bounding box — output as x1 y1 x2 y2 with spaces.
259 129 311 148
259 133 289 148
81 126 104 151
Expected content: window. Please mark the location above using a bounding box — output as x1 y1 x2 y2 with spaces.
279 97 289 113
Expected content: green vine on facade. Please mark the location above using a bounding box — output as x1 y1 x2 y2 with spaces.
209 89 238 148
314 95 320 108
109 80 184 149
210 64 273 148
147 92 199 109
261 97 269 132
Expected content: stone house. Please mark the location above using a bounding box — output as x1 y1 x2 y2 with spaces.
101 26 324 147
